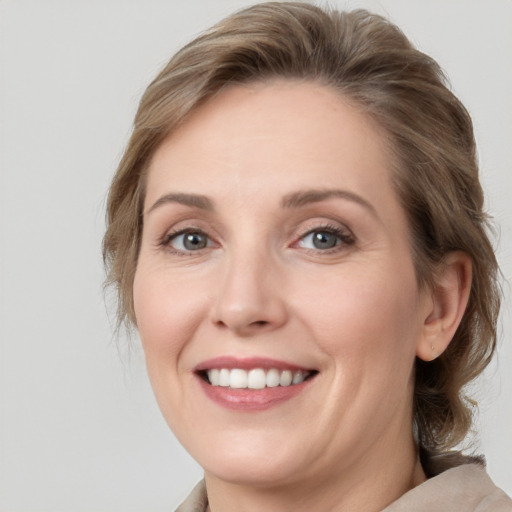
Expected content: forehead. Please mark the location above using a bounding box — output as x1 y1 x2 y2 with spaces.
145 80 397 216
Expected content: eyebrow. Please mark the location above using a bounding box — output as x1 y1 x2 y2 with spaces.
146 193 214 215
145 188 377 217
281 189 378 217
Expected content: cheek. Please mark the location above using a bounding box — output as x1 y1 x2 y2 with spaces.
132 266 214 428
133 266 209 362
295 264 422 363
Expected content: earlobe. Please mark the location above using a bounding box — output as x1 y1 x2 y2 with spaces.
416 252 472 361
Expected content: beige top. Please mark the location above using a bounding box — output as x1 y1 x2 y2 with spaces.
176 464 511 511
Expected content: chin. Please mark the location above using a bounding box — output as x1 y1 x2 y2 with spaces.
185 429 311 488
204 453 305 488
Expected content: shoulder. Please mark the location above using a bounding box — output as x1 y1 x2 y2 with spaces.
383 464 512 511
174 468 511 512
175 480 208 512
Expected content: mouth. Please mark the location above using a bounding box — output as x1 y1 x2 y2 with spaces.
197 367 317 389
194 357 318 410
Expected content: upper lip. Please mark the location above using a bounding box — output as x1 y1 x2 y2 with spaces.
194 356 315 372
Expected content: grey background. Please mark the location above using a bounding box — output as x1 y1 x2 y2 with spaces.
1 0 511 510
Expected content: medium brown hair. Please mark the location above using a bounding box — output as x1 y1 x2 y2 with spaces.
103 2 501 471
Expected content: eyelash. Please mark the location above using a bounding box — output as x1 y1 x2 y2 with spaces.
159 223 355 255
296 223 355 253
160 228 215 256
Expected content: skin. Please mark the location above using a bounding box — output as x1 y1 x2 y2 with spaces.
133 81 471 512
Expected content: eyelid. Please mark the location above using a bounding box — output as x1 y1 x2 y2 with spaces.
160 227 218 255
155 218 355 255
296 219 353 239
155 216 218 245
293 222 355 251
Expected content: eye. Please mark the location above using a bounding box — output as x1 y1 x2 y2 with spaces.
297 226 353 251
165 230 213 252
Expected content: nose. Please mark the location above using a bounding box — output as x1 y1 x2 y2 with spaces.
211 248 288 337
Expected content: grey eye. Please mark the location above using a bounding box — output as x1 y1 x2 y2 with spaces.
171 231 210 251
299 230 342 250
311 231 339 249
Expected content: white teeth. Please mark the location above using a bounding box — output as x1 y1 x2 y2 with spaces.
248 369 266 389
279 370 293 386
266 368 280 388
292 371 305 385
205 368 311 389
208 369 220 386
229 369 248 389
219 368 230 387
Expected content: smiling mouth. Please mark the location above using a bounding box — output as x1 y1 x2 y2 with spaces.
198 368 318 389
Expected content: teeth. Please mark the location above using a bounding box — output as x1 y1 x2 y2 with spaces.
266 368 280 388
280 370 293 386
292 371 304 385
206 368 310 389
219 368 230 387
209 368 220 386
229 369 248 389
248 369 266 389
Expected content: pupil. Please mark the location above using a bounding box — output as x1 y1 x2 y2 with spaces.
184 233 207 250
313 231 337 249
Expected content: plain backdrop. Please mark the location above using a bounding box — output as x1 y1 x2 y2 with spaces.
0 0 511 510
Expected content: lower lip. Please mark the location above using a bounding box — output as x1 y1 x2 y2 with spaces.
197 376 313 411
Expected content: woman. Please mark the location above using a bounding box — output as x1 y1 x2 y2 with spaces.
103 3 511 510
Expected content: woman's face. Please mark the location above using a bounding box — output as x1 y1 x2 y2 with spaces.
134 81 432 489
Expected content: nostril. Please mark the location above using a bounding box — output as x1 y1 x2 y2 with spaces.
251 320 269 327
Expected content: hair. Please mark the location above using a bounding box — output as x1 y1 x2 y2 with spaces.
103 2 501 474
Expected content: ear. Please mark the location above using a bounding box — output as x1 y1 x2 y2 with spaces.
416 251 472 361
